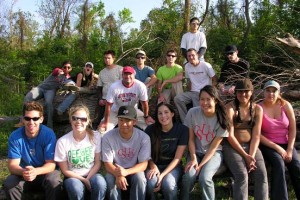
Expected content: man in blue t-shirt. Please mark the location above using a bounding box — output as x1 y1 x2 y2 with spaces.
3 101 62 200
133 50 157 98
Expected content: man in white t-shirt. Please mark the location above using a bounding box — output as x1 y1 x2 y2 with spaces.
181 17 207 62
174 48 217 122
94 50 123 126
98 66 154 133
102 106 151 200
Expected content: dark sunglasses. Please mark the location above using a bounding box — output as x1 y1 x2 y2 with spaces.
167 55 176 58
136 56 145 59
226 52 234 55
71 116 88 122
24 116 40 121
63 66 72 69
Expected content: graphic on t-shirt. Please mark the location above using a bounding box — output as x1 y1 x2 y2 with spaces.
68 146 93 169
117 147 135 158
117 93 137 103
194 124 215 142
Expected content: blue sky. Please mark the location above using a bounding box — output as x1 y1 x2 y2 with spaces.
13 0 163 29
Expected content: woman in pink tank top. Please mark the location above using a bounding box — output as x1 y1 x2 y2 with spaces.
260 80 300 200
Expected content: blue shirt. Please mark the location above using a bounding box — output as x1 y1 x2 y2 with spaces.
133 65 155 83
8 125 57 168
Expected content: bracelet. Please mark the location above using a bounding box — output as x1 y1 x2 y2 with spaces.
143 116 149 119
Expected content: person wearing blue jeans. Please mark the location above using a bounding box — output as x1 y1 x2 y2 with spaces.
144 103 188 200
54 105 107 200
64 174 107 200
180 85 229 200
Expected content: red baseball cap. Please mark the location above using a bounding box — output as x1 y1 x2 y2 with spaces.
52 67 63 76
123 66 135 74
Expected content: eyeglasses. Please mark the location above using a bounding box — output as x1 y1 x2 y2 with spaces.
136 56 145 60
226 52 234 55
63 66 72 69
85 65 93 68
167 55 176 58
71 116 88 122
24 116 40 121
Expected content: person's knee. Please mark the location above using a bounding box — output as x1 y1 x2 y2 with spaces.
3 175 21 191
198 173 214 187
105 174 116 190
131 172 146 186
45 171 62 188
91 174 107 191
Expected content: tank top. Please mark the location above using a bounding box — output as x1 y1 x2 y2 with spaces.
261 105 289 144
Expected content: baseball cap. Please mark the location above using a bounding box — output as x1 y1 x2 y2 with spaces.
263 80 280 91
52 67 63 76
225 45 237 54
117 106 137 120
85 62 94 68
235 78 254 90
123 66 135 74
135 50 146 57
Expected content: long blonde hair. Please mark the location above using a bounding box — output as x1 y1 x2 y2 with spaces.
69 104 95 144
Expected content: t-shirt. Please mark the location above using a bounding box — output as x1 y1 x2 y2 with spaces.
97 65 123 99
218 58 250 84
184 107 228 154
156 64 183 89
185 61 215 92
180 31 207 60
39 74 66 90
54 131 101 177
102 127 151 168
145 123 189 165
106 80 148 113
133 65 155 83
261 106 289 144
8 125 57 168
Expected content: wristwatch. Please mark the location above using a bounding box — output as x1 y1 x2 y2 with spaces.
143 116 149 119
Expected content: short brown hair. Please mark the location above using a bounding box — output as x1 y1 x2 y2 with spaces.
22 101 44 116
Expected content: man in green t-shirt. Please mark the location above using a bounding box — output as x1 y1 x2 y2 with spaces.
157 50 184 104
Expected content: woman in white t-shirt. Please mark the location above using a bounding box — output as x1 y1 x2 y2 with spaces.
54 105 107 200
180 85 229 200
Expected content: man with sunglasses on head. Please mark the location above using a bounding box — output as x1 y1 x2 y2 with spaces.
218 45 250 98
3 101 62 200
133 50 157 98
157 49 184 104
181 17 207 62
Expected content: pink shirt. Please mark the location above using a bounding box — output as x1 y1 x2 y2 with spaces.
261 106 289 144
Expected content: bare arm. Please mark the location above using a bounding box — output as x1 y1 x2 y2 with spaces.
285 102 297 161
76 73 83 87
86 153 101 180
249 105 263 157
145 74 157 88
211 75 218 87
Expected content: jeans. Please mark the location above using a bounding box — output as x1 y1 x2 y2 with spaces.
105 172 146 200
24 87 56 128
180 151 222 200
64 174 107 200
57 93 76 113
260 144 300 200
174 91 199 123
146 165 182 200
223 141 268 200
3 170 62 200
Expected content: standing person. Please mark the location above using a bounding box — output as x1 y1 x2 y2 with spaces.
22 67 66 128
180 85 229 200
180 17 207 61
54 104 107 200
218 45 250 98
145 102 188 200
260 80 300 200
57 62 98 115
102 106 151 200
223 78 268 200
133 50 157 98
98 66 154 133
95 50 123 126
174 48 217 122
157 50 184 104
3 101 62 200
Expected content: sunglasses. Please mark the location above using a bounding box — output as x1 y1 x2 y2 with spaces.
24 116 40 121
63 66 72 69
71 116 88 122
226 52 234 55
167 55 176 58
136 56 145 59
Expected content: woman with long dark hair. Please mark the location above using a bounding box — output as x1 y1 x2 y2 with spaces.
260 80 300 200
180 85 229 200
144 102 188 200
223 78 268 200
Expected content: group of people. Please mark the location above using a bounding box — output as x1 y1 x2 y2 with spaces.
3 16 300 200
